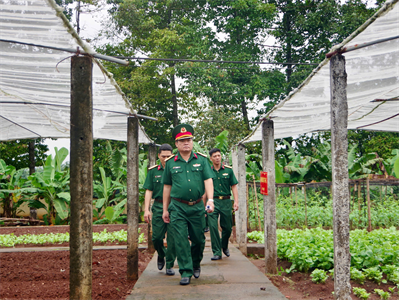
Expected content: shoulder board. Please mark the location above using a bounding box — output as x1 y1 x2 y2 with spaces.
224 165 233 169
196 152 207 158
148 165 158 170
165 155 175 162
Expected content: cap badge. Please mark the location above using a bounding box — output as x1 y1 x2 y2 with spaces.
181 127 187 133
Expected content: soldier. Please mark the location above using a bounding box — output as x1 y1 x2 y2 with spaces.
207 148 239 260
162 124 215 286
143 144 176 276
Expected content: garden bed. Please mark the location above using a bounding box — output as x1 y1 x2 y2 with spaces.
1 224 398 299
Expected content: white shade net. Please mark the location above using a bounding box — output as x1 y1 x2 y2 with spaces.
0 0 153 144
243 0 399 143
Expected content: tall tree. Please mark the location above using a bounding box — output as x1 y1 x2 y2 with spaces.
100 0 208 144
180 0 282 131
0 139 48 170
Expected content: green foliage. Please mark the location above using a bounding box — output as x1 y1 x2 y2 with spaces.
374 289 391 300
0 139 48 170
27 148 70 223
94 200 127 225
0 159 33 217
351 267 366 284
0 229 145 247
363 267 383 284
353 287 371 300
310 269 328 284
248 227 399 284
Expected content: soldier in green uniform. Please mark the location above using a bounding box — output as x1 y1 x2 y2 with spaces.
143 144 176 276
162 124 215 286
207 148 239 260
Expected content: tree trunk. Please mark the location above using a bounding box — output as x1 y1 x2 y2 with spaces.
241 100 250 131
171 70 179 127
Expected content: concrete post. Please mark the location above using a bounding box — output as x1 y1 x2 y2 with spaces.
69 55 93 300
262 119 277 274
330 54 351 299
147 144 157 252
235 144 247 254
127 116 139 281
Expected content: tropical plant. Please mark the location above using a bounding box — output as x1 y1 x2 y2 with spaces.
0 159 32 218
310 269 329 284
94 200 127 224
27 147 70 224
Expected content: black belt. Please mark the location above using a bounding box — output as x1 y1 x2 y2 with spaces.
216 196 231 200
154 198 163 203
172 197 202 206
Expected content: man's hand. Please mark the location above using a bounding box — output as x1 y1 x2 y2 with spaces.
144 210 151 223
205 200 214 213
162 211 170 223
233 201 239 211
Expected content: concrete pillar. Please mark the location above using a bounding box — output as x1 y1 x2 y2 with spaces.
69 55 93 300
147 144 157 252
262 119 277 274
127 116 139 280
233 144 247 254
330 54 351 300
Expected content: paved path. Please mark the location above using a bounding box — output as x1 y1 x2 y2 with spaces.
127 245 286 300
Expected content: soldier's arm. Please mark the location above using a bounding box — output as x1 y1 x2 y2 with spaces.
162 184 172 223
204 178 214 213
231 184 239 211
144 190 153 223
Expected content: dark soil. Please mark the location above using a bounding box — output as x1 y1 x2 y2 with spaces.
1 224 398 300
0 224 152 300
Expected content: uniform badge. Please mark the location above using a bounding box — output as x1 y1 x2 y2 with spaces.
155 175 162 178
223 173 228 176
173 166 181 169
193 163 201 167
181 127 187 133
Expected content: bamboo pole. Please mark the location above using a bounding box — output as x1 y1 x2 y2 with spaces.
253 175 262 231
367 177 372 232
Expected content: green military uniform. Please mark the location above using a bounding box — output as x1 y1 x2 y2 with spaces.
143 164 176 269
162 151 214 278
208 164 238 257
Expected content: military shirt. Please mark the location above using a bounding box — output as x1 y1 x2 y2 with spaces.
162 151 214 201
143 164 164 199
211 165 238 197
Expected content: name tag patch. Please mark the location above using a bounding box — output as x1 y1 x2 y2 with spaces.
173 166 181 169
155 175 162 178
223 173 228 176
193 164 201 167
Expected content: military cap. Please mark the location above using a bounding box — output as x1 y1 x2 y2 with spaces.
172 124 194 141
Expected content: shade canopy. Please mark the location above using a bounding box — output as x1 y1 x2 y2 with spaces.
0 0 153 144
242 0 399 143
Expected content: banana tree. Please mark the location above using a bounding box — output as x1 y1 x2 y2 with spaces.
348 144 384 179
382 149 399 178
0 159 32 218
27 147 70 224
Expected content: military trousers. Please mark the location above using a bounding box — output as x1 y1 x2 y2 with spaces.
151 201 176 269
169 199 206 278
208 199 233 256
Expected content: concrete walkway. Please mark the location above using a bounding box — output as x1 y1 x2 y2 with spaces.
127 245 286 300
